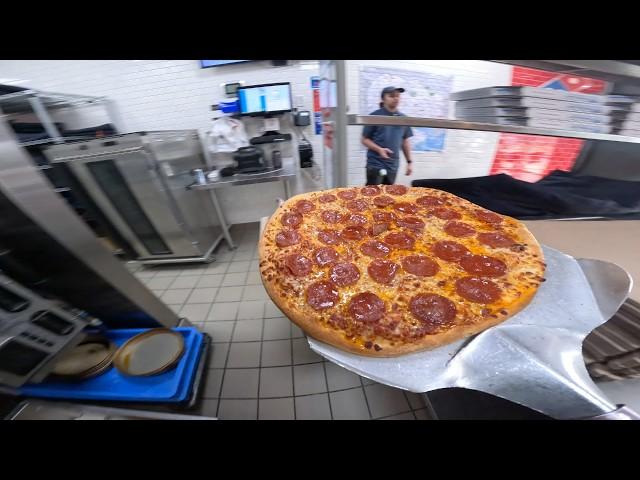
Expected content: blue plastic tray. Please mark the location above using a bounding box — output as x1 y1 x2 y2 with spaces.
20 328 204 403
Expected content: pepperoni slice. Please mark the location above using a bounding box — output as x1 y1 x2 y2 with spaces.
318 229 341 245
396 216 425 233
474 209 503 225
321 210 343 224
416 195 444 207
281 211 303 228
337 189 358 200
430 207 461 220
444 221 476 238
432 241 470 262
455 276 502 304
361 185 381 196
367 259 399 284
393 202 418 214
344 213 368 225
329 262 360 287
401 255 439 277
306 281 340 310
318 194 337 203
373 211 396 223
284 253 312 277
295 200 316 214
459 255 507 277
314 247 339 267
385 184 408 196
346 199 368 212
341 225 367 241
477 232 515 248
368 223 389 236
409 294 457 331
373 195 395 208
348 292 385 323
360 240 391 258
384 231 416 250
275 229 301 248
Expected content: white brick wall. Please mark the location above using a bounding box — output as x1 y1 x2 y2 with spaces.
345 60 512 186
0 60 324 223
0 60 515 197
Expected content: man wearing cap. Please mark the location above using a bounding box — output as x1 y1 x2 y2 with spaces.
361 86 414 185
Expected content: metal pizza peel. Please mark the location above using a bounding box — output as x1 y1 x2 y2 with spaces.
259 210 637 420
307 245 638 420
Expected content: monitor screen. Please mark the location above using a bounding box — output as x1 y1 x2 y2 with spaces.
238 83 292 116
200 60 250 68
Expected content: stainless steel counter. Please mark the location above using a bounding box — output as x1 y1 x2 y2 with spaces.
193 159 296 250
190 159 296 192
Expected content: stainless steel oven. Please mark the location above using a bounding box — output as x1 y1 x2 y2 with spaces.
44 131 221 264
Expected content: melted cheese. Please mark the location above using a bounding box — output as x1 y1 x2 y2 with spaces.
261 187 545 351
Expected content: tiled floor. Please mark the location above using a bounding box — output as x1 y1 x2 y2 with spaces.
129 222 431 420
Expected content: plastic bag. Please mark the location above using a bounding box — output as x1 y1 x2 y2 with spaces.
207 116 249 153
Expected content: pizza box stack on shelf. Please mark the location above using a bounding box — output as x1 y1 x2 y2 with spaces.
451 86 613 134
606 95 640 136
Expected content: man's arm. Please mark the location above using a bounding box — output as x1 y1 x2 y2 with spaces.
362 136 393 160
402 137 413 176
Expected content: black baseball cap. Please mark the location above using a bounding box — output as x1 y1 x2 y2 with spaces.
381 86 405 97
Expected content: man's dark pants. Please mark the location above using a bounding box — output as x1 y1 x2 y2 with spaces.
365 167 397 186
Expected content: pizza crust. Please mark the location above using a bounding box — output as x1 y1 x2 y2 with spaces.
259 187 545 357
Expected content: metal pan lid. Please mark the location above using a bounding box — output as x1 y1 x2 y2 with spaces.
52 335 116 379
113 329 184 377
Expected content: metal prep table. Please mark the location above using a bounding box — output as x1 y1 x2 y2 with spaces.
190 159 297 250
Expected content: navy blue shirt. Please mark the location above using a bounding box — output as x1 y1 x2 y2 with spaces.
362 107 413 173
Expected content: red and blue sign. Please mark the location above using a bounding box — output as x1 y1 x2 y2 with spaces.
311 76 322 135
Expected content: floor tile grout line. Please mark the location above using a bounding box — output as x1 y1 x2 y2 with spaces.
256 311 266 419
321 361 334 420
214 318 238 418
290 326 296 420
374 409 418 420
401 391 419 419
198 393 427 415
359 376 374 420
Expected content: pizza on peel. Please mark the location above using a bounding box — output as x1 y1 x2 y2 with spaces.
259 185 545 357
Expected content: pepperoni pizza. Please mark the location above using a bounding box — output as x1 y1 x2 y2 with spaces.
259 185 545 357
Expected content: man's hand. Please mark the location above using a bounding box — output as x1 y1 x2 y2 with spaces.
378 147 393 160
405 163 413 176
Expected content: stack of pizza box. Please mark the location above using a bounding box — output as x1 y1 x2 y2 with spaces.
451 86 615 134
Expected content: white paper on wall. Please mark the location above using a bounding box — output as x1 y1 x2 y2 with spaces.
359 66 453 152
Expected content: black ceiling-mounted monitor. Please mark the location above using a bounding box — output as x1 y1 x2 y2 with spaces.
237 82 293 116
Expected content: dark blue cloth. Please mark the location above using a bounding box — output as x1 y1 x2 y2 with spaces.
362 108 413 173
412 170 640 219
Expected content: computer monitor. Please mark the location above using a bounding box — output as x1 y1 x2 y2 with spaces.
237 82 293 116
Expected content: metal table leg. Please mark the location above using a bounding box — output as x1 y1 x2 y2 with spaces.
208 189 236 250
283 178 292 199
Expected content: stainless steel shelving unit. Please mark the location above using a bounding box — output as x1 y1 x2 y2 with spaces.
0 88 123 146
0 87 127 258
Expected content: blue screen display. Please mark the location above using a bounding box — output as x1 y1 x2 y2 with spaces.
200 60 250 68
238 84 292 115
